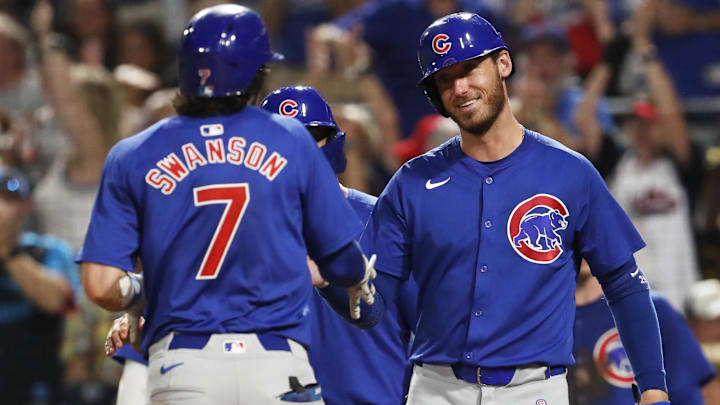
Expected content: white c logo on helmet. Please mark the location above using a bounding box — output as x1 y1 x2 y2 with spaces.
279 99 299 117
432 34 451 55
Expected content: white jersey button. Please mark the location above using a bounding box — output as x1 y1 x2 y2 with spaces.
484 220 492 228
485 177 493 185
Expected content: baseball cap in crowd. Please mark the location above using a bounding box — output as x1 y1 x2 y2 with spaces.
685 279 720 320
631 100 660 121
0 167 31 200
394 115 459 164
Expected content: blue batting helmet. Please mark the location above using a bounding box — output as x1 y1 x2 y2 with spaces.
417 12 510 116
260 86 347 174
178 4 283 98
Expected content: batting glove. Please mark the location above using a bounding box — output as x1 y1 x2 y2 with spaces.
346 254 377 320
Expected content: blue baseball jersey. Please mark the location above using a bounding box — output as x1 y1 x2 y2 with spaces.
308 188 418 405
362 129 645 367
572 293 715 405
78 107 363 356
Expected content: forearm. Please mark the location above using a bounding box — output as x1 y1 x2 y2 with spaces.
608 290 667 393
39 37 108 168
316 240 365 287
641 54 690 162
81 262 140 312
696 11 720 31
574 63 611 159
5 254 72 313
596 258 667 394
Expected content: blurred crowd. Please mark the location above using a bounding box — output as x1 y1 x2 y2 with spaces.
0 0 718 404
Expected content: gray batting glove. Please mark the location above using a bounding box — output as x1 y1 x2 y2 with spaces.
346 254 378 320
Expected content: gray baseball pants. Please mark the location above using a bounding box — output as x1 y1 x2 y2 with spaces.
147 332 323 405
406 363 569 405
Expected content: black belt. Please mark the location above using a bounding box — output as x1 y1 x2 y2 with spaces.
168 333 291 352
451 364 566 386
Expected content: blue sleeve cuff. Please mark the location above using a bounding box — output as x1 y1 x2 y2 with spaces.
316 283 385 329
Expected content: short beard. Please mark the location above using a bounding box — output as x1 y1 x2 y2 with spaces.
451 68 506 137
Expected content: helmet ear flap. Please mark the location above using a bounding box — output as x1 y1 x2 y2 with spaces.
421 80 449 117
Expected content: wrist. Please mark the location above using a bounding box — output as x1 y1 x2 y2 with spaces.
638 45 659 64
118 272 143 309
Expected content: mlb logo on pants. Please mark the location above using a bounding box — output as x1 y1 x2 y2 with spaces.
224 340 245 354
536 400 548 405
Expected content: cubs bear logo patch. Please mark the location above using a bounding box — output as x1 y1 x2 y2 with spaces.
507 194 569 264
593 328 635 388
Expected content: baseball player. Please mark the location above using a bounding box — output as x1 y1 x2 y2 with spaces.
78 5 376 404
103 86 406 405
361 12 670 405
261 86 418 405
573 260 717 405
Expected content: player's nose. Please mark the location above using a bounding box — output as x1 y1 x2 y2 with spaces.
452 77 470 96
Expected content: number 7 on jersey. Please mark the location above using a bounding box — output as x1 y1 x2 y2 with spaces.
193 184 250 279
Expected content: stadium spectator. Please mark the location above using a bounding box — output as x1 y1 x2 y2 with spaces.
576 0 705 310
0 167 79 405
0 12 44 120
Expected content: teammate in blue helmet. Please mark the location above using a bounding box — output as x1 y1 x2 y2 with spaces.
362 12 670 405
80 4 377 404
416 12 510 118
260 86 347 174
261 86 418 405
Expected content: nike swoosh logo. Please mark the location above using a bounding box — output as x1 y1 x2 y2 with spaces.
630 268 640 277
160 362 184 375
425 177 450 190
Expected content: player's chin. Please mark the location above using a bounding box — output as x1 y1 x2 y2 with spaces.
452 113 492 136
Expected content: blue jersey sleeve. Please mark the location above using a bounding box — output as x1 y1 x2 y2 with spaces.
653 293 716 403
576 161 645 277
300 133 363 260
362 171 411 279
77 143 140 270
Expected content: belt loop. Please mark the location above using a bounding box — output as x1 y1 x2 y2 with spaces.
477 368 482 385
545 365 551 379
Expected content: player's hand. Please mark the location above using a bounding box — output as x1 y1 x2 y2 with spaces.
346 254 377 320
307 257 328 288
639 388 670 404
104 312 144 356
